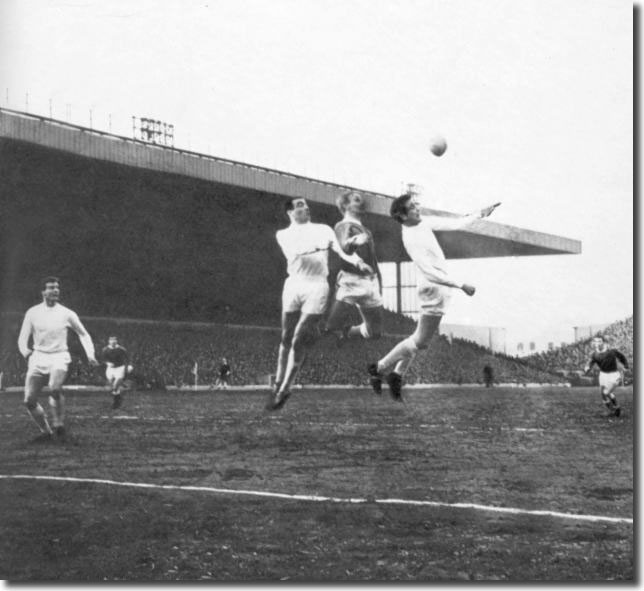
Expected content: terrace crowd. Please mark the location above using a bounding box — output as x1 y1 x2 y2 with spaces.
0 315 562 389
526 316 633 380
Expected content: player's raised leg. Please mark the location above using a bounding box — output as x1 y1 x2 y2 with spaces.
325 299 356 342
600 374 622 416
369 314 441 400
354 305 383 340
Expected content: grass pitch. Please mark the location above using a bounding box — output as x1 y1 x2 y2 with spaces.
0 386 633 581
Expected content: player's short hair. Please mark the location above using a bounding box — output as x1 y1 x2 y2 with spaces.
284 197 307 213
108 335 118 341
336 190 361 215
40 276 60 291
390 192 414 224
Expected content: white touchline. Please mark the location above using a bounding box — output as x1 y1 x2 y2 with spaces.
0 474 632 525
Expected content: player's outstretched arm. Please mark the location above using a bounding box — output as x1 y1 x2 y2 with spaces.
422 202 500 231
478 202 501 218
461 284 476 296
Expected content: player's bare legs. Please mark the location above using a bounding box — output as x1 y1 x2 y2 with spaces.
325 299 354 338
48 369 67 437
274 311 300 391
112 374 126 408
355 306 383 340
282 313 321 391
24 374 53 437
601 383 621 416
268 312 322 410
369 315 441 400
327 301 383 344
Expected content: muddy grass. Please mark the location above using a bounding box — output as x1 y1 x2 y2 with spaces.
0 386 633 581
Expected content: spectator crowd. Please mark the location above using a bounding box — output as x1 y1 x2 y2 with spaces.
0 313 565 389
526 316 633 383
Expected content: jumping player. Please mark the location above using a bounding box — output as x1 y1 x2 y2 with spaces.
368 192 499 400
266 197 373 411
101 335 129 409
18 277 99 441
584 335 628 416
325 190 384 346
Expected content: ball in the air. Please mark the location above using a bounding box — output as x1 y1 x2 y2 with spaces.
429 136 447 157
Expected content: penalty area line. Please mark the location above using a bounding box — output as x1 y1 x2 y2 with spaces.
0 474 632 525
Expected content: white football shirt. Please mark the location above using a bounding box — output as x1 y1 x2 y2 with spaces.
276 222 336 280
18 302 95 358
402 214 478 289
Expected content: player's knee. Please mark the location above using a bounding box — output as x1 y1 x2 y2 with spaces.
358 323 371 339
358 324 380 340
410 336 428 350
24 399 37 411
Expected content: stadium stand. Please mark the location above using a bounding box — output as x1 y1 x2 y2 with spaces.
0 137 581 391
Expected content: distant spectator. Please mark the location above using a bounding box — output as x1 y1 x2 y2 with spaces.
215 357 232 390
483 365 494 388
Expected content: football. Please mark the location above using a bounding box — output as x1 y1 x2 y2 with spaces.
429 136 447 157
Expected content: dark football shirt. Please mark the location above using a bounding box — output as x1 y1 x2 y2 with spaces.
589 349 628 373
102 345 128 367
334 220 379 276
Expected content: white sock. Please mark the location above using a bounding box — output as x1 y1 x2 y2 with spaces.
49 394 65 428
28 404 52 434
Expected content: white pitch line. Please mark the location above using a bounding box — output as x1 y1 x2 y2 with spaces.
0 474 632 525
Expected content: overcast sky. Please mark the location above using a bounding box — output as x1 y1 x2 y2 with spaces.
0 0 634 347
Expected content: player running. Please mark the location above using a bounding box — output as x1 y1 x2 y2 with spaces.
325 190 384 346
584 335 628 416
18 276 99 441
101 335 129 409
367 192 499 401
266 197 373 411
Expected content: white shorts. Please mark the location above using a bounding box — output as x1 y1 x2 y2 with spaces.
106 365 126 382
418 282 452 316
335 271 383 309
282 277 329 315
27 350 71 378
599 371 621 390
